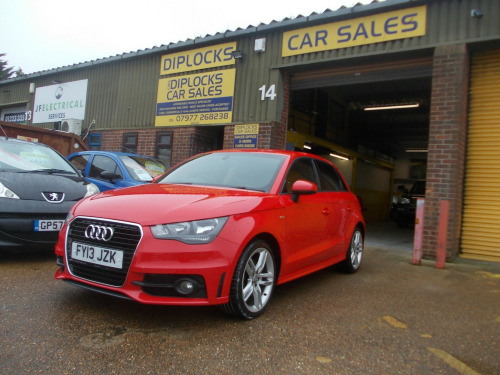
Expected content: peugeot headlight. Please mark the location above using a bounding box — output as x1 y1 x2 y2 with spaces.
0 181 20 199
84 183 100 198
151 217 228 244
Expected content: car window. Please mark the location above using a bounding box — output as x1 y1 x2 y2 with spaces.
0 139 77 174
159 152 286 192
282 158 317 193
315 160 348 192
89 155 123 180
69 155 89 172
119 155 166 182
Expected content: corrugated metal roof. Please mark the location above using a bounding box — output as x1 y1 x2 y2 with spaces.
1 0 398 83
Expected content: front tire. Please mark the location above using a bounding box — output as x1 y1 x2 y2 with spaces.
340 227 364 273
223 240 275 320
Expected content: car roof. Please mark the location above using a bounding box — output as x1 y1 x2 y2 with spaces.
198 148 329 161
69 150 155 159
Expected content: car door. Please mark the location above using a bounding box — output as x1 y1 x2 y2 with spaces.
280 157 332 276
314 159 354 256
87 155 125 192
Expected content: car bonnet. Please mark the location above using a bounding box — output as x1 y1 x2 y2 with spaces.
0 171 88 201
72 183 282 225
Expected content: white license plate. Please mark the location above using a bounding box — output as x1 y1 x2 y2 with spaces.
34 220 64 231
71 241 124 269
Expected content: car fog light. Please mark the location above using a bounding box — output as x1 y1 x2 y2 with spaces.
175 279 197 295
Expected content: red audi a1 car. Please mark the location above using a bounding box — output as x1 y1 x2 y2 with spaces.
55 149 365 319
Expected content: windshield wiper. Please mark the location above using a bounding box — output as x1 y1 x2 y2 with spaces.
27 168 76 175
226 185 265 192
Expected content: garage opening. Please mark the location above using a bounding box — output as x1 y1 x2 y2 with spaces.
286 55 432 237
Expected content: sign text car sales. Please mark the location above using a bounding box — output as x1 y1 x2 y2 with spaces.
156 42 236 127
282 6 426 57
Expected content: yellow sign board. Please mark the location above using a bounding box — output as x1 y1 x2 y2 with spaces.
160 42 237 75
155 69 236 126
282 6 426 57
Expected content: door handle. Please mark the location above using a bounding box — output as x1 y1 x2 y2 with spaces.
322 208 330 216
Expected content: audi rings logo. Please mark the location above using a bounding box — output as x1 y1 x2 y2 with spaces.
84 225 114 241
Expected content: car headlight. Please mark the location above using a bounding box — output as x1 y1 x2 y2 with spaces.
0 181 20 199
398 197 410 205
151 217 228 244
65 210 74 225
84 183 100 198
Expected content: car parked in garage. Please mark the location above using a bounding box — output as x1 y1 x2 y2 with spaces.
391 180 426 228
55 149 365 319
0 136 99 253
67 151 167 192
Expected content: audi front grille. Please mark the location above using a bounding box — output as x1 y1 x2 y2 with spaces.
66 217 142 287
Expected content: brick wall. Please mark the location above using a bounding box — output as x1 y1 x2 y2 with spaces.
423 44 470 260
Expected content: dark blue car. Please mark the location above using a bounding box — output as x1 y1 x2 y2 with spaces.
68 151 167 192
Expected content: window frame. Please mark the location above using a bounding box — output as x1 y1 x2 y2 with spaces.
122 132 138 154
155 131 173 168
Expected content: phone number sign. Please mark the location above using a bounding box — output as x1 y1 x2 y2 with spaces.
155 69 235 126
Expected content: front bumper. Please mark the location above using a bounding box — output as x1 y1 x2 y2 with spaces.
0 199 76 251
55 216 240 306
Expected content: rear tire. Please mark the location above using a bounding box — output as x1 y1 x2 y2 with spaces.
222 240 275 320
340 228 363 273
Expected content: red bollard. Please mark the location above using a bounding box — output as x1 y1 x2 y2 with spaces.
412 198 425 265
436 200 449 269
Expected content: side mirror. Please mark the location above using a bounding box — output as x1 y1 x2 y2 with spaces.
100 171 118 183
291 180 317 203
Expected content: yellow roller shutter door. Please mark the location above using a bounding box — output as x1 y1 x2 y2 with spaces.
461 49 500 262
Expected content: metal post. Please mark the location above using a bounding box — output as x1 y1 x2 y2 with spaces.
436 200 449 269
412 198 425 265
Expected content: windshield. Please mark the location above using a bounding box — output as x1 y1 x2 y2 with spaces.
158 152 286 192
0 139 77 174
119 155 167 182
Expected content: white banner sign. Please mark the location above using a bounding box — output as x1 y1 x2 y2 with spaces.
33 79 88 124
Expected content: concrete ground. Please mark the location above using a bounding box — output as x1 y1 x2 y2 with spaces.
1 221 499 374
365 220 415 251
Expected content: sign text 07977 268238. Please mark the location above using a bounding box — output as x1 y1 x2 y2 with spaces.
155 69 235 126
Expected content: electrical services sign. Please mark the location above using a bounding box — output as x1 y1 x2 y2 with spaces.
32 79 88 124
282 6 426 57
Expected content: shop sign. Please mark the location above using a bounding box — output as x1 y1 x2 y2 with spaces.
234 124 259 149
160 42 237 75
32 79 88 124
282 6 426 57
1 107 31 124
155 69 235 126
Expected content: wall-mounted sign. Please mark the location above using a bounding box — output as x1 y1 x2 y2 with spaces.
32 79 88 124
155 69 235 126
1 107 30 124
282 6 426 57
234 124 259 149
160 42 237 75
